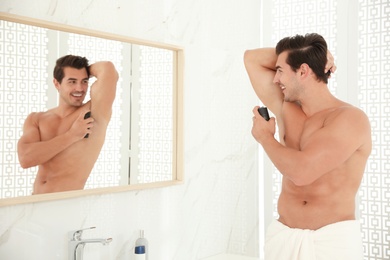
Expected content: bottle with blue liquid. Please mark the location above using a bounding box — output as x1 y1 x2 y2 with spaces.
134 230 148 260
134 245 146 260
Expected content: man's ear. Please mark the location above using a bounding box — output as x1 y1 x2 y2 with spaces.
53 78 60 91
299 63 311 78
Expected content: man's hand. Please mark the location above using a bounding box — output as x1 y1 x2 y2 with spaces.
251 106 276 144
325 50 337 77
69 109 94 140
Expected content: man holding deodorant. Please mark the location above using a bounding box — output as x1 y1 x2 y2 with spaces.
244 33 371 259
18 55 118 194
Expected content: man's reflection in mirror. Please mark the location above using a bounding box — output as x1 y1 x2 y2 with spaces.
17 55 118 194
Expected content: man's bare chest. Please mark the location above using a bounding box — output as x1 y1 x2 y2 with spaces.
281 104 331 150
38 113 78 141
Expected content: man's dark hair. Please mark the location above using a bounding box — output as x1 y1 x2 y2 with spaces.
53 55 90 83
275 33 329 83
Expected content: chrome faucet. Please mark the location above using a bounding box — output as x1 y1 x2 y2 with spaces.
68 227 112 260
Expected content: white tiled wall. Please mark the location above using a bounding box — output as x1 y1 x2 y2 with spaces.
0 0 261 259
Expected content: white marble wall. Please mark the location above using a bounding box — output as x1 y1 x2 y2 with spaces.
0 0 261 259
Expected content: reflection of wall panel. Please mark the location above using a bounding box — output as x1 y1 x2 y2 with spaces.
0 20 48 197
138 46 173 183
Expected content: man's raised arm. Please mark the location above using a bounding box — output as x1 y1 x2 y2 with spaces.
244 48 284 116
89 61 119 124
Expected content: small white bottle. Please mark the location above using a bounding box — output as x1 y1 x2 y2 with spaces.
135 230 148 260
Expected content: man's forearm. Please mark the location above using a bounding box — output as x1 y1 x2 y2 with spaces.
244 47 277 71
88 61 118 80
88 61 118 122
244 48 284 115
18 132 79 168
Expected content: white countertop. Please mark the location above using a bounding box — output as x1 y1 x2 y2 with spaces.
202 254 261 260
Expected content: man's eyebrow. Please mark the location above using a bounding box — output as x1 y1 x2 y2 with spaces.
66 77 89 81
275 65 282 70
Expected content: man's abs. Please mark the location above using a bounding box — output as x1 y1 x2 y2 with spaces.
277 175 358 230
33 142 102 194
33 172 88 194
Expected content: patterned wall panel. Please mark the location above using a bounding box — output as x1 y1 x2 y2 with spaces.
0 21 48 197
357 0 390 259
137 46 173 183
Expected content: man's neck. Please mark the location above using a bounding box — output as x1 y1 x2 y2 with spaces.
300 85 339 117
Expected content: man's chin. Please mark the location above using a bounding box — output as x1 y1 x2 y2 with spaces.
71 101 84 107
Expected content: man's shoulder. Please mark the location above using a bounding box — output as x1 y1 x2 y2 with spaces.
26 111 47 121
27 108 62 125
325 105 371 139
330 105 368 121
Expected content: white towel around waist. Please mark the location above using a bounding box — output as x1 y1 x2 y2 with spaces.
264 219 363 260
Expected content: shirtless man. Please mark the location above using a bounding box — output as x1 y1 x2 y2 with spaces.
17 55 118 194
244 33 371 259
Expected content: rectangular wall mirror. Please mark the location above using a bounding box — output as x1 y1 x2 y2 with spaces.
0 12 184 206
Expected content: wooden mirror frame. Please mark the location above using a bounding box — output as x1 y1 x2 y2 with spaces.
0 12 184 206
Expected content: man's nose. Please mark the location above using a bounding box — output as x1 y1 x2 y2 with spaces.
75 82 85 91
272 75 279 84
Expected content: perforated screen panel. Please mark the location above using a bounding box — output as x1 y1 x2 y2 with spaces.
357 1 390 259
0 20 48 197
137 46 173 183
